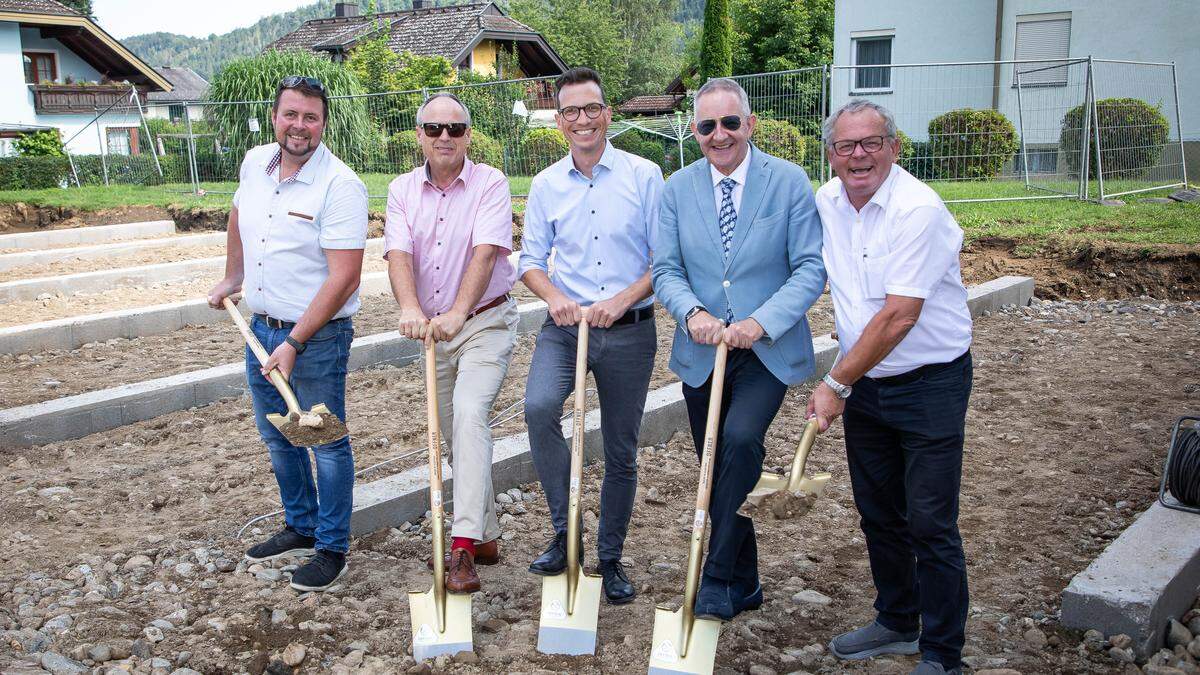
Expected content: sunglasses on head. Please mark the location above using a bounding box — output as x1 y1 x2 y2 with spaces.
421 122 469 138
280 75 326 92
696 115 742 136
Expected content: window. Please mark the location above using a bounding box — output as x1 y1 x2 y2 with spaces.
1014 13 1071 86
106 127 140 155
851 31 893 92
22 51 57 84
168 104 186 123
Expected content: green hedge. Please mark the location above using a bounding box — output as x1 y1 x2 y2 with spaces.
468 129 504 169
1060 97 1170 179
0 156 71 189
388 130 423 174
612 129 669 172
927 108 1018 180
752 118 805 166
515 128 568 175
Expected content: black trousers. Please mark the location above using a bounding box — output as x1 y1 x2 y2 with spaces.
682 349 788 589
844 350 973 670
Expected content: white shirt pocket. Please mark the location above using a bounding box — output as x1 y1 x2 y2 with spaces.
861 238 891 300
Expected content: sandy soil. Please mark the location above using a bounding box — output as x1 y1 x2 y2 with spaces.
0 247 229 284
0 232 212 255
1 297 1197 674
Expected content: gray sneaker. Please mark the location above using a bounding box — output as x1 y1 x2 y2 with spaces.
909 661 960 675
829 620 920 660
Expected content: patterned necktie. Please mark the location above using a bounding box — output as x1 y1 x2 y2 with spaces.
718 177 737 259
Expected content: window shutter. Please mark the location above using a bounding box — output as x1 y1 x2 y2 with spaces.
1014 18 1070 85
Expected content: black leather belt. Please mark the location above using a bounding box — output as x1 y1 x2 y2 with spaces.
870 350 971 385
612 305 654 326
255 314 348 330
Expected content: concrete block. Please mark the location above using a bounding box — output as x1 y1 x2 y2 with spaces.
0 232 224 272
0 220 174 250
1062 501 1200 659
967 276 1034 317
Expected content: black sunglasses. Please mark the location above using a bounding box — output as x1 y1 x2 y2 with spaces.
280 75 326 92
696 115 742 136
558 102 606 122
421 122 469 138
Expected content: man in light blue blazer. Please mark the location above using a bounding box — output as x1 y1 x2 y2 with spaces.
652 77 826 621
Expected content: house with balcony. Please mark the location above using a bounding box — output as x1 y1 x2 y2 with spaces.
0 0 169 157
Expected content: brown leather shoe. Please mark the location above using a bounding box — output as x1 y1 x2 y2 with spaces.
427 539 500 569
445 548 480 594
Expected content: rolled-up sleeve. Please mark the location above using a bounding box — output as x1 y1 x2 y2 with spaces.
517 178 552 277
319 176 369 250
383 176 412 259
883 205 962 299
473 171 514 253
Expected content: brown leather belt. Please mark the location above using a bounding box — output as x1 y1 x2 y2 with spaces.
468 294 510 319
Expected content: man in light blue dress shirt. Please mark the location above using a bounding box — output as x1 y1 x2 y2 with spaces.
519 67 664 605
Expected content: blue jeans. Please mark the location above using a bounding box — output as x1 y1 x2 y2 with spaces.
844 350 973 671
525 315 657 562
246 316 355 553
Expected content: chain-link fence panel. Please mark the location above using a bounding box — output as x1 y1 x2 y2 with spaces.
1012 59 1091 199
729 66 827 181
58 87 164 188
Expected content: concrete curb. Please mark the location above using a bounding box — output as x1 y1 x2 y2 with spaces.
0 300 549 448
0 220 175 251
348 275 1036 535
0 238 385 303
0 232 226 272
1062 501 1200 659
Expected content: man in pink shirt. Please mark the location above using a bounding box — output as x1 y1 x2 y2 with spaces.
384 92 517 593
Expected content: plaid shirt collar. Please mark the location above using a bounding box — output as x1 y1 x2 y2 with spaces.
265 144 324 185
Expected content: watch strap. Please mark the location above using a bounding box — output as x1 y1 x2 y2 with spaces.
823 373 851 399
285 335 306 354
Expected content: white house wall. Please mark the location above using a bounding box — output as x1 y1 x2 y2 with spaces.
0 22 36 124
19 26 104 84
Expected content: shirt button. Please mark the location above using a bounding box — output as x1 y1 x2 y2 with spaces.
597 261 602 266
601 286 606 291
590 210 595 214
437 242 441 246
593 236 598 240
439 217 444 221
589 184 593 188
723 280 731 288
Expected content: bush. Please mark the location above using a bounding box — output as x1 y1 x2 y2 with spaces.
752 118 805 166
1060 97 1170 179
468 129 504 169
516 128 568 175
927 108 1018 180
612 130 669 171
15 130 64 157
0 156 70 189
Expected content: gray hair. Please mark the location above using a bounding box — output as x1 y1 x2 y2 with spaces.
416 92 471 126
822 99 897 145
694 78 751 117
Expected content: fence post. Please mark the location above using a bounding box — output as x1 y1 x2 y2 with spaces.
94 107 109 187
819 64 828 183
185 107 199 195
130 87 163 178
1171 61 1189 188
1079 59 1093 201
1088 57 1106 200
1014 69 1030 190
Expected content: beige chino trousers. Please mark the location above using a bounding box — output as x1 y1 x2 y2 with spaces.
434 299 518 543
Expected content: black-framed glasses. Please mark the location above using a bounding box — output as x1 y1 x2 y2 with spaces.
280 75 326 93
696 115 742 136
831 135 892 157
558 102 606 121
421 122 469 138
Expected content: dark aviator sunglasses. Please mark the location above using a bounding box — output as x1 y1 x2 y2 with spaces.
280 75 326 92
421 122 469 138
696 115 742 136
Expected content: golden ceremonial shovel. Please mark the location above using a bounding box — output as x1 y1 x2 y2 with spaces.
737 418 830 519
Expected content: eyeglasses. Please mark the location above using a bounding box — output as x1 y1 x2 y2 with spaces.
696 115 742 136
280 76 326 93
421 122 469 138
558 102 606 121
830 135 892 157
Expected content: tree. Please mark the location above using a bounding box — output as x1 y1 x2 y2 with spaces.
611 0 685 97
15 130 64 157
731 0 832 74
57 0 92 17
509 0 631 100
346 33 454 94
699 0 732 81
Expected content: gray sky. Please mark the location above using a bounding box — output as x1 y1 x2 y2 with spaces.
94 0 319 39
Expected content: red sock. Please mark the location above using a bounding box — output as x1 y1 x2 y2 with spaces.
451 537 475 554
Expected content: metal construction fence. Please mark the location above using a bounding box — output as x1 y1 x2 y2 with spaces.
56 58 1189 204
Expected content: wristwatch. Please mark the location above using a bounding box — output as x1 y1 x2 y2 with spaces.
822 373 852 399
285 335 307 355
684 306 705 323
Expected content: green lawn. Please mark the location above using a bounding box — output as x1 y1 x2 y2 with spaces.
0 176 1194 245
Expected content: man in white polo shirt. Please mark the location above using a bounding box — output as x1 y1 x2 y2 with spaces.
208 76 368 592
808 100 972 675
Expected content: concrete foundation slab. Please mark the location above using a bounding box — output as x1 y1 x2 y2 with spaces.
0 300 548 448
0 220 175 251
1062 501 1200 659
0 232 226 272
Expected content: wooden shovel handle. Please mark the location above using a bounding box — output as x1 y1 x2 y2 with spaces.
695 341 728 514
565 314 589 609
222 297 301 417
424 337 448 625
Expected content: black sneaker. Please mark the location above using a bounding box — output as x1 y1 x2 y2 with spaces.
245 526 316 563
289 550 347 592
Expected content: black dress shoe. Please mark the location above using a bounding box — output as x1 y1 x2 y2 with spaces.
694 574 735 621
598 560 636 604
527 531 583 576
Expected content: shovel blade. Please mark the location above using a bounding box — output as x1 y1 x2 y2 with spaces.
267 403 349 447
536 571 603 655
737 471 832 519
407 587 473 662
647 605 721 675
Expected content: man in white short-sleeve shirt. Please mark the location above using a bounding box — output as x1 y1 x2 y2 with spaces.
809 100 972 675
208 76 368 593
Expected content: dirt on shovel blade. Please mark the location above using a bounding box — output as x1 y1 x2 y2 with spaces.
277 413 348 446
738 488 818 520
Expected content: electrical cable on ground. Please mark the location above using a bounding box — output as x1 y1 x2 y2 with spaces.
1167 425 1200 507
